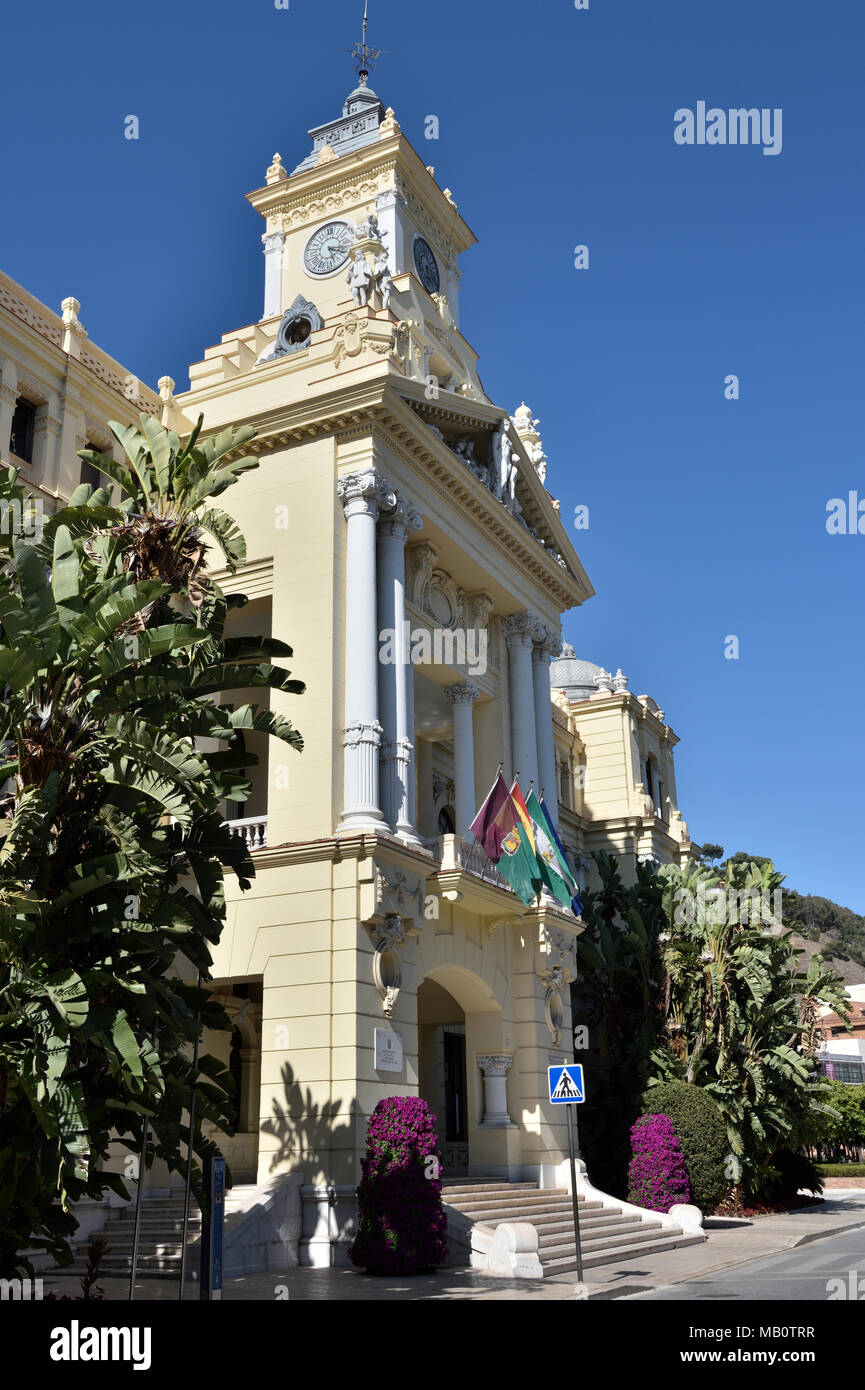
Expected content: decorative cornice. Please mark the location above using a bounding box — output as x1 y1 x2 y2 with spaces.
194 388 588 609
259 166 397 235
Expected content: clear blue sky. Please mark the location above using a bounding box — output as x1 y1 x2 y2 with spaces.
4 0 864 911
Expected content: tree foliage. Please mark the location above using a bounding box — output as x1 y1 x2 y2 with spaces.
809 1080 865 1162
0 416 303 1276
650 858 850 1197
640 1081 728 1214
573 853 666 1196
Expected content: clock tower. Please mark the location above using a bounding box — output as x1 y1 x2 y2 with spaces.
245 69 481 396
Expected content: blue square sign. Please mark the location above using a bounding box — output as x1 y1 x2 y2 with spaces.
548 1063 585 1104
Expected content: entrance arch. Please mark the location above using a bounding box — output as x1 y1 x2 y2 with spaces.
417 962 517 1180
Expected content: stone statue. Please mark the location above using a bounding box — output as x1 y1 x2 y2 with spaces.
452 438 475 464
373 251 393 310
347 249 373 308
355 211 386 243
493 419 518 508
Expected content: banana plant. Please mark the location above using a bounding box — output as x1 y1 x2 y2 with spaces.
75 414 257 604
0 420 304 1277
651 858 850 1196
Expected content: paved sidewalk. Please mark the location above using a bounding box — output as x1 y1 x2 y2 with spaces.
41 1192 865 1302
580 1191 865 1300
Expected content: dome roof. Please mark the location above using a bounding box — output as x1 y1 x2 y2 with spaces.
342 79 383 115
550 642 603 700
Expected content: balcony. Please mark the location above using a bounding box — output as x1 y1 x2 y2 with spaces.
226 815 268 850
444 834 510 891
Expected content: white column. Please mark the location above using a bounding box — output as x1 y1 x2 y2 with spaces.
532 628 561 821
502 613 540 792
405 654 418 832
477 1054 514 1128
337 469 395 832
374 189 406 275
378 498 423 843
262 231 286 319
444 682 479 837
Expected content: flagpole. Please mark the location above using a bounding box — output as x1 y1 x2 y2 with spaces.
476 767 505 808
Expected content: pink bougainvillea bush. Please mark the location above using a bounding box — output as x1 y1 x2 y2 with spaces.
348 1096 449 1274
627 1112 691 1213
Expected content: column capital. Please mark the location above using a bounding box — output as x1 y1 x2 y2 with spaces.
379 495 423 541
338 468 397 520
532 625 561 662
477 1053 514 1077
444 681 480 706
344 718 383 749
501 611 543 647
262 230 286 251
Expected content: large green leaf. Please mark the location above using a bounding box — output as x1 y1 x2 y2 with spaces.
44 970 89 1029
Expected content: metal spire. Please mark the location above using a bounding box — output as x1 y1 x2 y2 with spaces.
348 0 381 83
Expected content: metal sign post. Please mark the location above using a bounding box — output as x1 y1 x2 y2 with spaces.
199 1155 226 1301
548 1063 586 1285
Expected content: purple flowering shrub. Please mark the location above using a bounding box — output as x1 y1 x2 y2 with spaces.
627 1113 691 1213
348 1096 449 1274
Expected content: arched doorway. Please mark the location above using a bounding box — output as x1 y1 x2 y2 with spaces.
418 978 469 1174
417 964 516 1180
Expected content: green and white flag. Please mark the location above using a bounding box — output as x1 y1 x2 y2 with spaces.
526 788 576 910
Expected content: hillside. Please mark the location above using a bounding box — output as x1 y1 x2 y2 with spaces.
784 889 865 980
701 851 865 983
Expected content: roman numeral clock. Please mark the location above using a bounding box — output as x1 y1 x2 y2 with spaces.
412 235 440 295
304 221 355 276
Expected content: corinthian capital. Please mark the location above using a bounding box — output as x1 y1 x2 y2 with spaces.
379 495 423 540
501 611 543 645
444 681 480 706
337 469 397 518
533 626 562 661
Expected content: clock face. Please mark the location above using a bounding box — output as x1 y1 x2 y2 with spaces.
303 221 355 277
413 236 440 295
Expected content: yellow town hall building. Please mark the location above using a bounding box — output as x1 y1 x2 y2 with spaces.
0 64 697 1275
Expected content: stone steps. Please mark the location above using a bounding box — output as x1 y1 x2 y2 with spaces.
63 1189 254 1277
445 1197 605 1223
441 1179 704 1278
542 1231 706 1276
536 1218 659 1249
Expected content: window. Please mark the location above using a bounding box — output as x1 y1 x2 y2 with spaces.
437 806 455 834
9 397 36 463
559 760 570 809
80 444 104 491
822 1058 864 1085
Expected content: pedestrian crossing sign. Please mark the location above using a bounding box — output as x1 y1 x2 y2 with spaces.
548 1063 585 1104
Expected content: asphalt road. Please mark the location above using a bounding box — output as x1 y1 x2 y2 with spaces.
631 1222 865 1301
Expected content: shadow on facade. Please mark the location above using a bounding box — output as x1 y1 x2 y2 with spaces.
261 1061 362 1181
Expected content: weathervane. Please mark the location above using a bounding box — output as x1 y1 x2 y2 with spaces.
346 0 382 83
